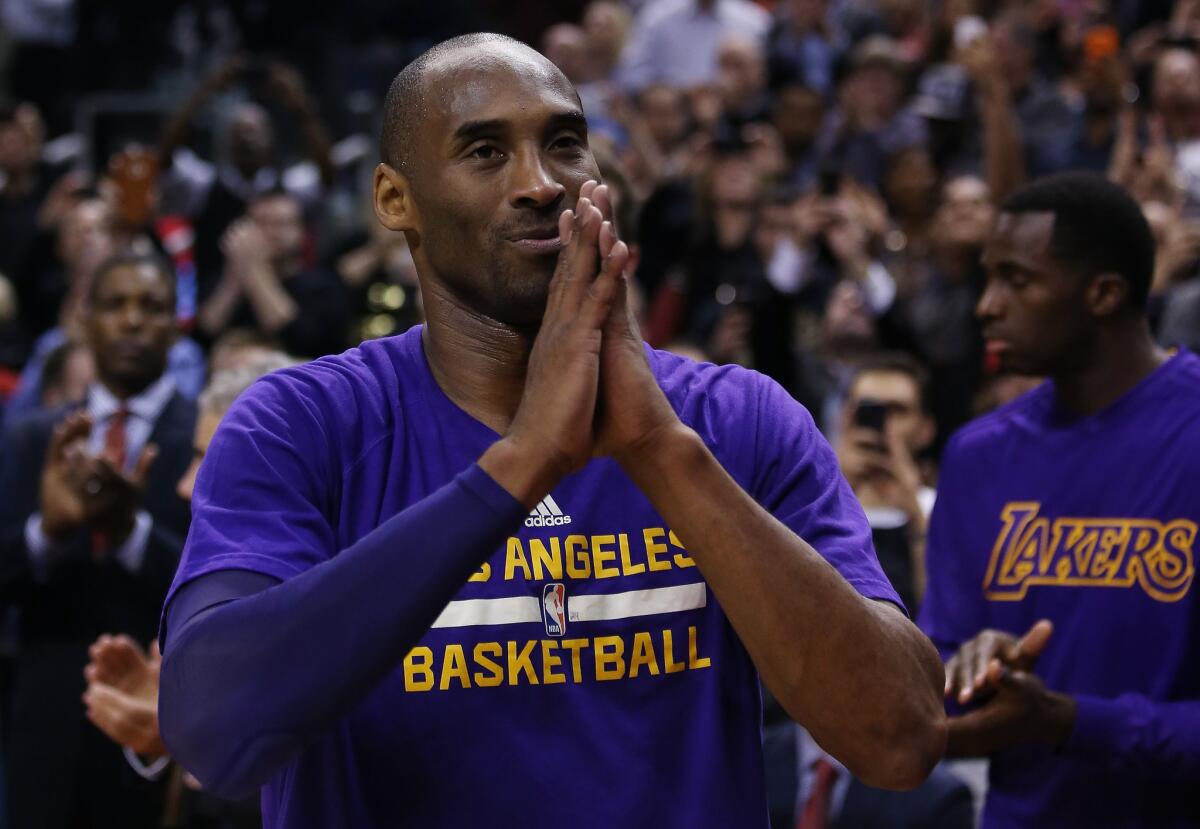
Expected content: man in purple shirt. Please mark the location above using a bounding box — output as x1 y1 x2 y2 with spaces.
157 33 945 827
920 172 1200 827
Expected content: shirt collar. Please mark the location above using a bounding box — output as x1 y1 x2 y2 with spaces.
88 374 176 424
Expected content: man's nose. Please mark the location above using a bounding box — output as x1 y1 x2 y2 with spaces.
119 300 146 329
975 281 1003 321
508 148 566 210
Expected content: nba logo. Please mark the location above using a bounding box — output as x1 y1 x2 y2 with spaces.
543 583 566 637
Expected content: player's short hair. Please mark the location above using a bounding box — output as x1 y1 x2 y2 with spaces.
850 351 933 415
1000 172 1155 310
380 33 526 176
87 250 177 309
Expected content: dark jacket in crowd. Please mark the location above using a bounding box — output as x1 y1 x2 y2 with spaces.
0 391 195 829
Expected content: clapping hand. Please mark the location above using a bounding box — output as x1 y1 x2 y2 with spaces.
83 634 165 757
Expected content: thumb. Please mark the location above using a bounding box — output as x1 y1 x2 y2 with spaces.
1012 619 1054 667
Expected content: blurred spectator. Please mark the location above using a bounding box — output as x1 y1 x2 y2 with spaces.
617 83 693 188
881 145 939 250
766 0 839 96
157 58 334 299
1 2 77 134
715 35 772 131
38 339 94 410
6 199 206 420
772 82 826 186
618 0 771 91
336 212 423 344
679 153 793 377
197 189 348 359
908 63 973 175
0 102 62 345
1049 29 1127 174
83 353 294 829
1157 278 1200 351
886 174 993 439
207 328 284 377
820 35 925 188
542 23 591 85
835 353 936 613
0 252 195 828
1150 47 1200 145
582 0 633 83
793 280 880 431
987 10 1080 178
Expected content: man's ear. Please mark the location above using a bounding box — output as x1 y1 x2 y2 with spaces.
374 163 420 235
1087 271 1128 318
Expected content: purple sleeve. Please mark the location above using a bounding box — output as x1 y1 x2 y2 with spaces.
750 374 904 612
163 373 339 610
1064 694 1200 779
917 435 988 660
159 462 527 799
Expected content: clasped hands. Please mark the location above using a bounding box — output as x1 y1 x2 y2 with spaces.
942 619 1077 756
502 179 682 491
40 410 156 547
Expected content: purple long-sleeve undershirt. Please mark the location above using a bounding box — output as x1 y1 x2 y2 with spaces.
1065 694 1200 780
158 463 526 799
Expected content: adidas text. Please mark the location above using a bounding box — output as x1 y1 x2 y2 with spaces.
525 514 572 527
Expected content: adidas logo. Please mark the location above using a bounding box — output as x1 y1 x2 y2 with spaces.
525 494 572 528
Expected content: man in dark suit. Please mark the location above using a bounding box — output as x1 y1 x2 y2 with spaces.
0 252 196 828
765 716 976 829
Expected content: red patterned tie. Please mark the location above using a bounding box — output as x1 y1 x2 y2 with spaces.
92 406 128 554
797 757 838 829
103 406 128 469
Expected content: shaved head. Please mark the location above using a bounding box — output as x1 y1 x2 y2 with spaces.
372 31 598 327
381 33 575 178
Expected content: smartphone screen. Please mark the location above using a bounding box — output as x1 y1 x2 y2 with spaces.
854 400 888 432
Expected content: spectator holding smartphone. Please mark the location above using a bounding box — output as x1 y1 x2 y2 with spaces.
836 352 936 612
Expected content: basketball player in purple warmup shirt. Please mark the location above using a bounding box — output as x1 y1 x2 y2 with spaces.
920 172 1200 828
157 34 945 827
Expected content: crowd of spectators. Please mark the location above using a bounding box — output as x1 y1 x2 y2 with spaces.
1 0 1199 825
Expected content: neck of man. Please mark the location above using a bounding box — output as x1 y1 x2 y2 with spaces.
1052 317 1168 417
99 373 157 402
420 282 533 436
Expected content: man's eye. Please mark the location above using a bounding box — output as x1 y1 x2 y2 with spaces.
551 135 583 151
469 144 502 160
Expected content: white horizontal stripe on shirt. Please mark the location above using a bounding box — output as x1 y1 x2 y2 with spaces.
429 583 706 629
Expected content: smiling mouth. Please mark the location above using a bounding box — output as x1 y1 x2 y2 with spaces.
509 235 564 254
